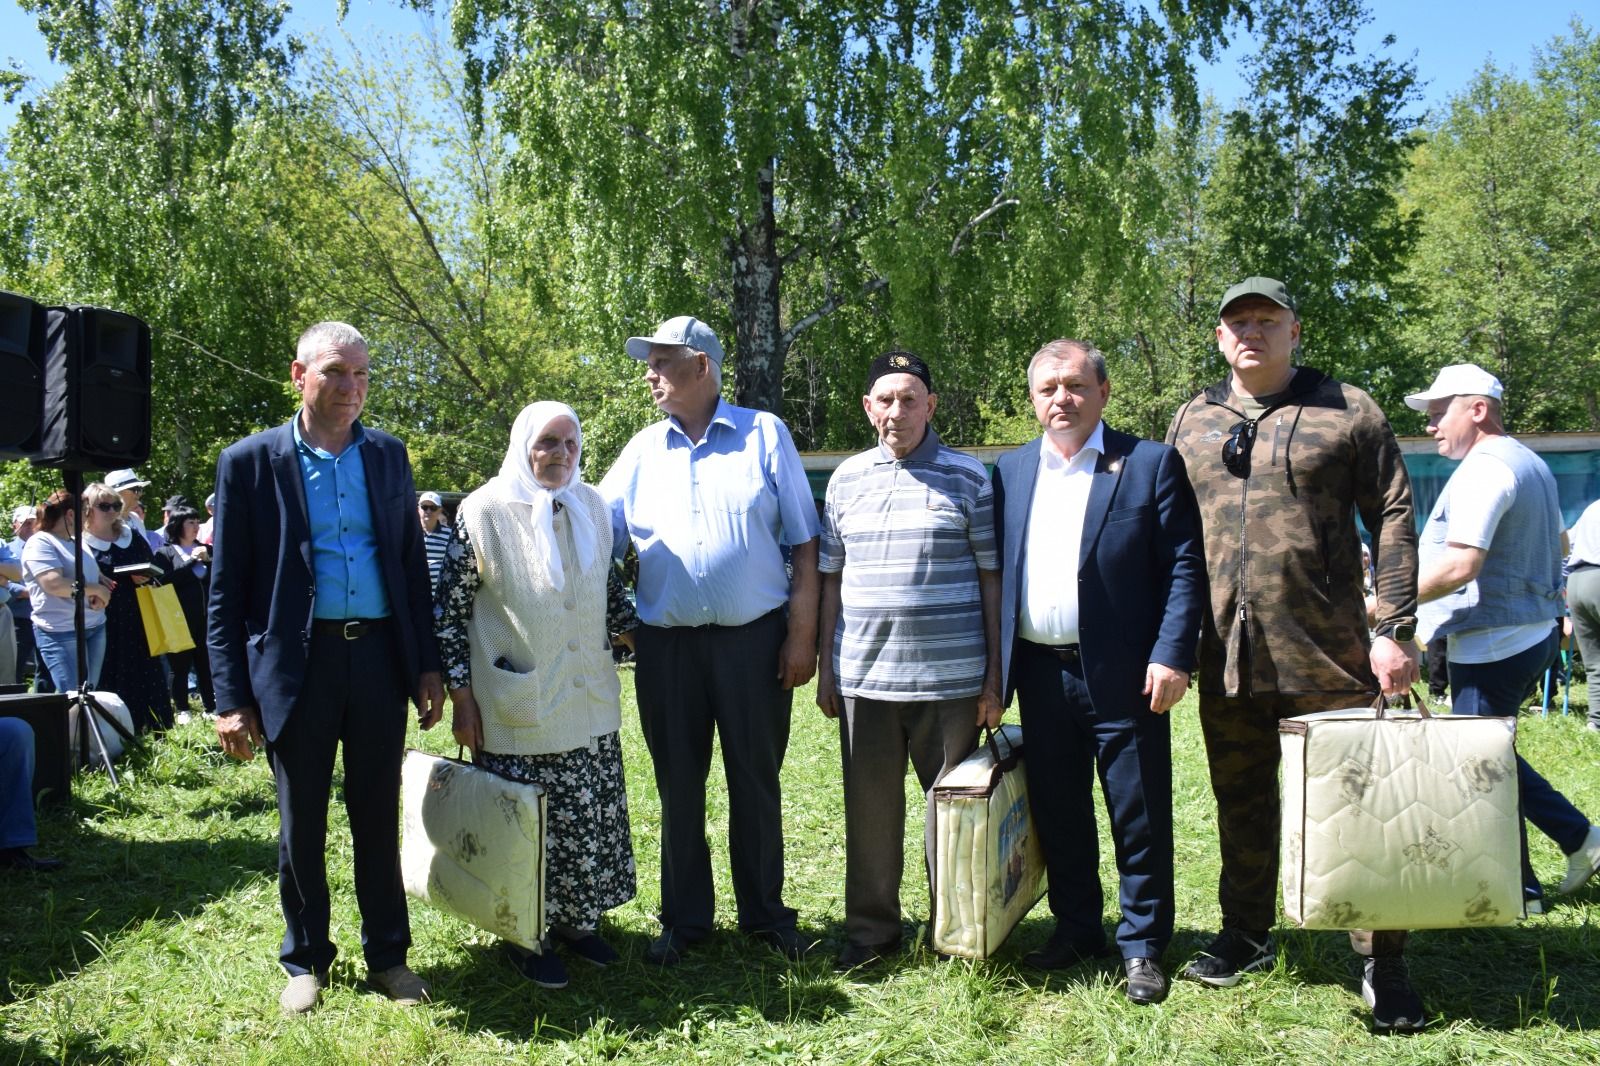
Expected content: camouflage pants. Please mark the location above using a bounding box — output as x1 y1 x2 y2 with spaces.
1199 691 1408 957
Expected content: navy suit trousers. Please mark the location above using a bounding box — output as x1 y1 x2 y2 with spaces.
266 625 410 976
1015 641 1173 960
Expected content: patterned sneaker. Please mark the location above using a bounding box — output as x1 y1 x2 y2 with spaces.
1182 929 1274 987
1362 956 1426 1032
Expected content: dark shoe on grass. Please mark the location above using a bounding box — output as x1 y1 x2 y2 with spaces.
1124 958 1168 1005
749 926 807 961
554 928 620 968
0 847 64 872
1181 928 1274 987
647 927 703 967
1362 956 1426 1033
511 944 570 989
834 938 901 972
1024 935 1113 971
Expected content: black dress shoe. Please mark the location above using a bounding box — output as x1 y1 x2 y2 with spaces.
748 927 807 961
647 927 703 966
1024 936 1113 971
1124 957 1168 1005
0 848 64 872
834 938 902 972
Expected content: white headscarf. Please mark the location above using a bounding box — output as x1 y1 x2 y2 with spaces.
484 400 595 591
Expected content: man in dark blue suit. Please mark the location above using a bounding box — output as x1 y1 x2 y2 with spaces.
990 339 1205 1005
208 321 445 1015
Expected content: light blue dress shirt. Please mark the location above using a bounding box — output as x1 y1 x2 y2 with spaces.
600 398 820 628
293 417 391 621
0 540 16 607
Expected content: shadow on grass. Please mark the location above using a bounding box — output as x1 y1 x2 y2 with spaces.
426 923 855 1046
0 1028 131 1065
0 810 277 1000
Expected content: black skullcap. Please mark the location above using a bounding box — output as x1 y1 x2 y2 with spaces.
865 350 933 395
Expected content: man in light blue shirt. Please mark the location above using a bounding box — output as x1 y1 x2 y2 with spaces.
600 315 820 965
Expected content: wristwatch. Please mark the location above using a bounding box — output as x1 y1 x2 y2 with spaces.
1375 622 1416 644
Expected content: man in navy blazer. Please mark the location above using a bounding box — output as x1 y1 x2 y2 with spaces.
208 321 444 1015
990 339 1205 1005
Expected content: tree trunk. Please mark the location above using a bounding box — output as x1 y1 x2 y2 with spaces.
729 163 786 414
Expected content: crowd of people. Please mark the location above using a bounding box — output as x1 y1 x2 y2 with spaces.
5 281 1600 1035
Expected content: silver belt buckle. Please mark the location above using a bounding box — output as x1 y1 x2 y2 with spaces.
342 620 365 640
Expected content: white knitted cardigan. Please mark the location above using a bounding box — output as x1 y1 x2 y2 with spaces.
458 483 623 756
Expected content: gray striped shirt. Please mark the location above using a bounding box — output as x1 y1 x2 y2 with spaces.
820 427 997 700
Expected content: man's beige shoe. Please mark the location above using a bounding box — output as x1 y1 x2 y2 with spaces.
280 972 327 1015
368 964 432 1005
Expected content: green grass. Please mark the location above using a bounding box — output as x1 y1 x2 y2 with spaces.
4 680 1600 1064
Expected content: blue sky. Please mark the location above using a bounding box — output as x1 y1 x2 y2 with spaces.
1 1 1591 131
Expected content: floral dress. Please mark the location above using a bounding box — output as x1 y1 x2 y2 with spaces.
433 507 639 929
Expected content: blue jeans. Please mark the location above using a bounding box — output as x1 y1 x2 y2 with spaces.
34 624 106 695
0 717 38 849
1451 627 1592 898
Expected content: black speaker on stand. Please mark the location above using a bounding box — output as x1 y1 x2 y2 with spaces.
25 302 153 787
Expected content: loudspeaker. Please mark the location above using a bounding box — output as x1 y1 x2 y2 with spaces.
0 290 47 460
35 304 152 471
0 691 73 806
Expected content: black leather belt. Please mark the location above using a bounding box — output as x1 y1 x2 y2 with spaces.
311 618 387 640
1024 639 1080 663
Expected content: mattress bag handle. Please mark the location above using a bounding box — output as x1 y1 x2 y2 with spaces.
1370 687 1435 720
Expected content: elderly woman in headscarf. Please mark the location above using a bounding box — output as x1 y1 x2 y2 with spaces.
433 401 639 990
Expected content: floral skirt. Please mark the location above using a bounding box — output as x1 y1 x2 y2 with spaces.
477 731 637 929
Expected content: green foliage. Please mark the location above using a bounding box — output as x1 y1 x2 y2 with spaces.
447 0 1250 443
1399 20 1600 434
1 0 305 503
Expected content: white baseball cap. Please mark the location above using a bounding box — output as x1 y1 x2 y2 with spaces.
11 505 35 524
1404 364 1505 412
624 316 725 368
418 491 443 507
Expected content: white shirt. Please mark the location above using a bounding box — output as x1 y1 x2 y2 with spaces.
1568 499 1600 569
1434 445 1550 663
1019 422 1104 646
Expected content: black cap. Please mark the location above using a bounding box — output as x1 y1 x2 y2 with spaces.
162 495 192 513
865 350 933 394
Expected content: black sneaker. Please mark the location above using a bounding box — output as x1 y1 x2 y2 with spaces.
1362 956 1426 1032
1181 929 1274 987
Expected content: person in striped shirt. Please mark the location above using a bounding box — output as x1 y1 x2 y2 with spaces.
817 350 1002 972
418 491 453 595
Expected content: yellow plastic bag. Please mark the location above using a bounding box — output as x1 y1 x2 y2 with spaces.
136 584 195 655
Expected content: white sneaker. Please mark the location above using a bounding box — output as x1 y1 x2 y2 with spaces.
1557 825 1600 894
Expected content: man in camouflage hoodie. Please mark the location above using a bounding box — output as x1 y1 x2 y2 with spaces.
1166 277 1425 1032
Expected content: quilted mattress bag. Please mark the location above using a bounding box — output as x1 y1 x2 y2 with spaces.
930 725 1048 958
401 749 547 950
1279 702 1523 930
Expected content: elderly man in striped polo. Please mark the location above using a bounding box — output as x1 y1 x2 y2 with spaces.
817 350 1003 971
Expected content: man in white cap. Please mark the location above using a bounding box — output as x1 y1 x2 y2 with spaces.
1411 364 1600 909
600 314 820 965
105 469 152 542
416 491 453 595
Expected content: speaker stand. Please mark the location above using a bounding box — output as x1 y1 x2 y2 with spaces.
62 470 135 789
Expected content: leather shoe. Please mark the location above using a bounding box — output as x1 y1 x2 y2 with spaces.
647 927 703 967
1124 957 1168 1005
749 926 807 961
0 847 65 872
368 964 432 1005
1024 936 1113 971
834 937 901 972
280 972 328 1015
